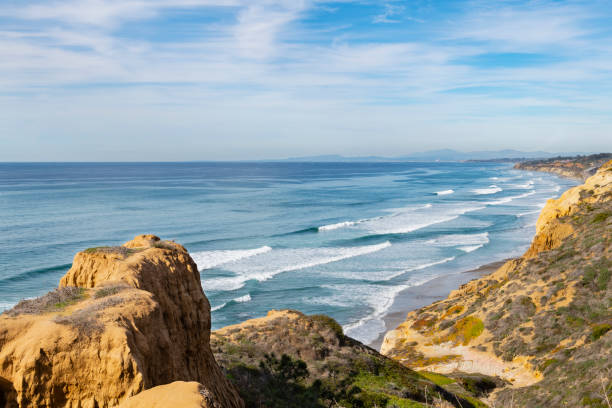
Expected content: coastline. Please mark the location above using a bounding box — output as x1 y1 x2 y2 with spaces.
369 259 508 350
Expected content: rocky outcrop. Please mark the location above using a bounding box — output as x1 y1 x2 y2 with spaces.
0 235 243 408
382 160 612 407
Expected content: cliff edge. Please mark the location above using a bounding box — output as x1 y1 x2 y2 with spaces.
0 235 243 408
381 160 612 407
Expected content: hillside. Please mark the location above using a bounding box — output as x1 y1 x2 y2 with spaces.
514 153 612 180
381 160 612 407
211 309 489 408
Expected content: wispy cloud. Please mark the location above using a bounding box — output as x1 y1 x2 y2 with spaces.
1 0 611 160
373 3 405 24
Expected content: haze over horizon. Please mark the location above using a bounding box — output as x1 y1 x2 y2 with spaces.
2 0 612 161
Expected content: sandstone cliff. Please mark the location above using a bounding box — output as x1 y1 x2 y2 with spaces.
0 235 243 408
382 160 612 407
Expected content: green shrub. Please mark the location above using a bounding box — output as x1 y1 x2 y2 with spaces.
540 358 558 371
591 324 611 341
308 314 344 339
94 286 125 299
592 212 611 223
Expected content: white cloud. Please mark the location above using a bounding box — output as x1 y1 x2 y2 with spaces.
373 4 405 24
1 0 611 159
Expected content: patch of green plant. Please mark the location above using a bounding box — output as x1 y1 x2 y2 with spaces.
455 316 485 345
592 211 611 223
153 241 175 250
417 371 455 386
308 314 344 340
84 246 110 253
94 286 123 299
591 323 611 341
540 358 558 371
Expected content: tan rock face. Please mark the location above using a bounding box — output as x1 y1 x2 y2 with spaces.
0 235 243 408
525 159 612 257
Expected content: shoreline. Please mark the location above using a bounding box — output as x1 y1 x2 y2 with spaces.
369 259 508 351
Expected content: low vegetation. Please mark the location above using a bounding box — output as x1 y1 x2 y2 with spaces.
3 286 86 316
83 246 143 257
212 311 485 407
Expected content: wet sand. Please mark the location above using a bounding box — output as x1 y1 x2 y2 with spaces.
369 259 509 351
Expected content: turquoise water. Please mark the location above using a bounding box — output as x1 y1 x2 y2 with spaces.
0 162 575 343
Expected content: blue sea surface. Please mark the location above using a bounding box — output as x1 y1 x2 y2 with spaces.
0 162 576 343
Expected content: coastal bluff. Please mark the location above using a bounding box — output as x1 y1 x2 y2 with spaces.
0 235 243 408
513 153 612 180
381 160 612 407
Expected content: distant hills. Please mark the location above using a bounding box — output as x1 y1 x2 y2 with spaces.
275 149 590 163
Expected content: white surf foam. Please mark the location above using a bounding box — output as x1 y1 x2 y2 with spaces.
458 245 483 253
193 246 272 270
211 302 227 312
427 232 489 247
517 210 541 218
473 185 502 195
340 273 441 344
202 242 392 291
362 204 484 235
360 256 456 282
210 294 252 312
319 221 358 231
204 276 247 292
0 302 15 312
436 189 454 195
486 191 535 205
514 180 535 189
234 294 251 303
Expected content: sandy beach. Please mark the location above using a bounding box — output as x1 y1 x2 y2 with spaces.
369 259 508 350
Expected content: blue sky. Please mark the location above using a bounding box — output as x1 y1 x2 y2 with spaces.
1 0 611 160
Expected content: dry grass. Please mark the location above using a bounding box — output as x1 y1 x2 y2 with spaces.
3 287 86 316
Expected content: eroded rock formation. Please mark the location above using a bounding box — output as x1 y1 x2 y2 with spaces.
0 235 243 408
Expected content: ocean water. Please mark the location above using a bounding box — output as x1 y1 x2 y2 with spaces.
0 162 576 344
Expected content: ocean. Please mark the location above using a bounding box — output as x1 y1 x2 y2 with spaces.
0 162 576 344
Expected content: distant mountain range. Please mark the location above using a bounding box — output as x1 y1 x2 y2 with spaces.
275 149 591 162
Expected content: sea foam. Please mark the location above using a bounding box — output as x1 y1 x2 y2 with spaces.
192 246 272 270
210 293 252 312
202 241 392 292
486 190 536 205
363 204 484 235
341 273 441 344
473 185 502 195
318 221 359 231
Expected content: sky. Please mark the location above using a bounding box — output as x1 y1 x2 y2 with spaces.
1 0 612 161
